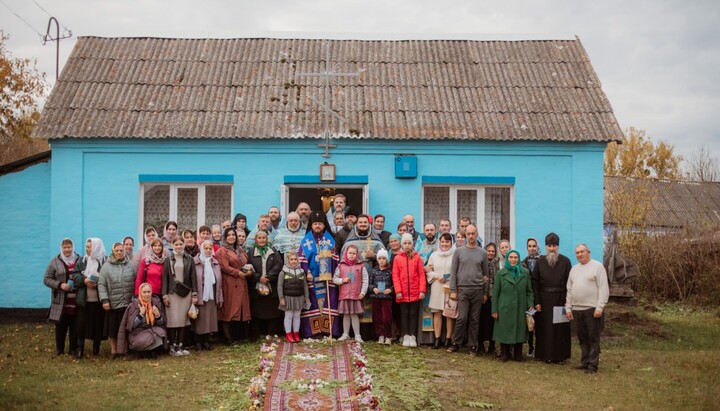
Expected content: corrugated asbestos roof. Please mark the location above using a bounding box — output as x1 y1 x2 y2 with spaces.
33 37 624 142
604 176 720 228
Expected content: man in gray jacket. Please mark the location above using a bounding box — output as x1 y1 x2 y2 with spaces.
447 224 489 355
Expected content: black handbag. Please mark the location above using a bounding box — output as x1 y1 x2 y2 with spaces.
174 281 191 297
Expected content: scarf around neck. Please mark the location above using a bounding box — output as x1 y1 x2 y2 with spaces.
146 250 166 265
255 243 270 258
435 245 454 258
138 285 155 326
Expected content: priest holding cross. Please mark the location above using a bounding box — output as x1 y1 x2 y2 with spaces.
299 211 342 338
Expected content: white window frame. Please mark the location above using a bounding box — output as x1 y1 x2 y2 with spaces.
137 183 234 241
422 184 515 245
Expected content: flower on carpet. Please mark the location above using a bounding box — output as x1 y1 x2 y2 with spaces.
349 340 382 410
247 340 278 410
291 352 329 361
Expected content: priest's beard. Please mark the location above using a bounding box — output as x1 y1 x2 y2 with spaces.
425 234 435 243
546 251 558 268
357 228 369 237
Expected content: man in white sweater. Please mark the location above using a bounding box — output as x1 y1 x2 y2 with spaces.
565 244 609 374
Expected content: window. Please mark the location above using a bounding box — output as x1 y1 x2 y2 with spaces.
140 183 233 237
422 185 513 245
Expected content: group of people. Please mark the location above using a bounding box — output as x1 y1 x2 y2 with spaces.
43 194 610 373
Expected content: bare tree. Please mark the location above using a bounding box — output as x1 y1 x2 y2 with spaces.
685 146 720 182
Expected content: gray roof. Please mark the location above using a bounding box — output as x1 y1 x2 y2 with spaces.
34 36 623 142
604 176 720 229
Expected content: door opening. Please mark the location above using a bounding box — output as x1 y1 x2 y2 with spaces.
284 185 365 216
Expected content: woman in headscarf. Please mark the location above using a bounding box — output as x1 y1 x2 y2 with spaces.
43 238 82 357
75 238 107 357
161 221 179 251
426 232 455 349
122 236 135 261
216 227 251 345
117 282 166 358
135 239 166 296
387 233 402 268
193 240 223 350
236 229 248 254
133 226 169 267
492 249 534 362
248 230 284 338
162 236 198 356
211 224 223 250
98 242 137 357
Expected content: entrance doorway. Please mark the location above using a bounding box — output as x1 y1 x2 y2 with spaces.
283 185 366 216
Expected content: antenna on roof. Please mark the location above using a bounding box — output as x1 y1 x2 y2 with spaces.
42 17 72 80
295 41 364 158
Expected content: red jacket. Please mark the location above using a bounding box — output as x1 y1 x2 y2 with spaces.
392 252 427 303
135 259 164 296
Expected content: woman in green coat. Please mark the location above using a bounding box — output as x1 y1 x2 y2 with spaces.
491 249 534 362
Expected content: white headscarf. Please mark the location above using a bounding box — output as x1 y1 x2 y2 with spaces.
199 240 216 302
84 238 106 277
59 238 79 266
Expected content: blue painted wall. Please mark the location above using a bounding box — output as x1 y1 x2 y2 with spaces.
13 137 606 307
0 161 51 308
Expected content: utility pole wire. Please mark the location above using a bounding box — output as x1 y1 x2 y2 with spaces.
0 0 44 39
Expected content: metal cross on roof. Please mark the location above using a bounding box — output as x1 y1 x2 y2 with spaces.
295 41 364 158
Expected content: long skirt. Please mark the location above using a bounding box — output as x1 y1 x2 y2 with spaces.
166 293 192 328
192 300 218 335
478 297 494 343
78 301 106 342
103 307 126 339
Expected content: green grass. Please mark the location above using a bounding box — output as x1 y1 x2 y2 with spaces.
1 303 718 410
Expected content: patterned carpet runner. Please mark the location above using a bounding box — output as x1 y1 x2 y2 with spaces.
248 338 380 411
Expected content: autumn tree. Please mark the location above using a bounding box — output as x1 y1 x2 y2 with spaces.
605 127 682 179
0 33 48 166
685 145 720 182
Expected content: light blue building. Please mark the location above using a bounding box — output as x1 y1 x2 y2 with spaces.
2 37 623 308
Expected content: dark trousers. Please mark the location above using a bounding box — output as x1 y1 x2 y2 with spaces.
575 308 601 371
452 288 482 348
55 313 78 354
399 301 420 337
371 299 393 338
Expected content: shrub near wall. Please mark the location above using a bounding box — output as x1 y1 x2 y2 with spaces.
626 226 720 306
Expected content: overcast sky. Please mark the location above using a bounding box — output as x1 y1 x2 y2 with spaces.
2 0 718 164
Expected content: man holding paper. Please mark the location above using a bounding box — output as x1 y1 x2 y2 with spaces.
531 233 572 363
565 244 610 374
